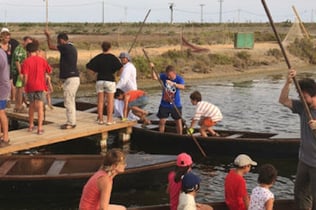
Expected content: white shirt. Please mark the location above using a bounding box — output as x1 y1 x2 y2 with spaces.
116 62 137 92
248 186 274 210
193 101 223 122
177 192 196 210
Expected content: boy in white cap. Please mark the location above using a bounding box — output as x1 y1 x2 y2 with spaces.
167 153 193 210
224 154 257 210
177 172 213 210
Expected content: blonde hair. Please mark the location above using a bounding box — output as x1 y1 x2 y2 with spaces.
102 149 126 172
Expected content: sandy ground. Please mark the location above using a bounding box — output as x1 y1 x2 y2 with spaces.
46 41 310 88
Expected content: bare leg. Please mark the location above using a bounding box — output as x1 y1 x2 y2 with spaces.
28 102 35 130
36 100 44 132
159 118 167 133
106 92 114 123
175 119 183 134
15 87 23 110
97 92 105 121
0 110 9 141
10 80 16 103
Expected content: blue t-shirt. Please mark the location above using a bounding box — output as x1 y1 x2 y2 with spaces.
292 99 316 167
159 73 184 108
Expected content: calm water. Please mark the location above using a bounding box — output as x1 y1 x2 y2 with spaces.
3 69 316 209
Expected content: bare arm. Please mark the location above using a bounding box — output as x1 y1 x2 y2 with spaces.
243 195 250 210
44 29 58 51
150 62 158 80
279 69 295 109
265 198 274 210
98 176 113 210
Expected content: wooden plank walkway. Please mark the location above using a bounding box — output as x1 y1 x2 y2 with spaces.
0 105 136 155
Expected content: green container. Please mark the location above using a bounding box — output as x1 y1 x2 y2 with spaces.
234 32 254 49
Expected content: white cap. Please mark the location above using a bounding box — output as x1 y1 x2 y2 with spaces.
1 28 9 33
234 154 257 167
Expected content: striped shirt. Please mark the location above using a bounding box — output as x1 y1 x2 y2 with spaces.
193 101 223 122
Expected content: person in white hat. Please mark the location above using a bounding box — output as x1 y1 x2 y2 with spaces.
224 154 257 210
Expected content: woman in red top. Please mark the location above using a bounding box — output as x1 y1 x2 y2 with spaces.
79 149 127 210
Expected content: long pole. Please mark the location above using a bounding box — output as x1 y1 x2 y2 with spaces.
45 0 48 30
261 0 315 131
292 5 310 39
142 49 207 158
128 9 151 54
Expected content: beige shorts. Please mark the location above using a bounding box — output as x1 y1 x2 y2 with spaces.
96 80 116 93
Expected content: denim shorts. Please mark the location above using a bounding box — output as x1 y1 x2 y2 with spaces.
96 80 116 93
26 91 45 103
157 106 182 120
0 100 7 110
128 96 149 108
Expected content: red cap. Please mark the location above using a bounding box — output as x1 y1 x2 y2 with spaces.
176 153 193 167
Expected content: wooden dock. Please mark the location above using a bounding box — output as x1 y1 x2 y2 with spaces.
0 105 136 155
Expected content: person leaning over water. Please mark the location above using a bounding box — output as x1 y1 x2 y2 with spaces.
279 68 316 210
44 30 80 130
79 148 127 210
150 63 185 134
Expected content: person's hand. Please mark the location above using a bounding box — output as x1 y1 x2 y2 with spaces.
287 69 296 83
166 80 175 86
44 29 50 37
149 62 155 68
187 127 194 135
309 120 316 130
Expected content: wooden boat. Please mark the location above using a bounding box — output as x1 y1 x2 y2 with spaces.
131 121 300 158
128 199 296 210
0 153 176 192
0 153 175 180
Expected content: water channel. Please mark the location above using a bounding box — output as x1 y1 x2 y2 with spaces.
4 68 316 209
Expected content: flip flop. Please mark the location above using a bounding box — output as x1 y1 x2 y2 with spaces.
60 124 76 129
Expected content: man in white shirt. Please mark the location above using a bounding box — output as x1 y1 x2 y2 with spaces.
114 52 138 119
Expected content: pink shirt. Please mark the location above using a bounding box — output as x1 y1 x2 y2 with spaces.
168 171 182 210
79 170 112 210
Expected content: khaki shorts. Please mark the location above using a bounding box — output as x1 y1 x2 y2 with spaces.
96 80 116 93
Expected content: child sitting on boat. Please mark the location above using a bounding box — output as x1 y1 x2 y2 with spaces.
178 172 213 210
188 91 223 137
225 154 257 210
114 88 151 125
248 164 277 210
168 153 193 210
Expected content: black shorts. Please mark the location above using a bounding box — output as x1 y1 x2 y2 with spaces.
157 106 182 120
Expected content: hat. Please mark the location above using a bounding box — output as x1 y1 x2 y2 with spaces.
182 172 201 192
176 153 193 167
119 52 131 61
234 154 257 167
1 28 9 33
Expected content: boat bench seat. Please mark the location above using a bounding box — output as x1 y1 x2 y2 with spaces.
225 133 244 138
0 160 17 176
47 160 66 176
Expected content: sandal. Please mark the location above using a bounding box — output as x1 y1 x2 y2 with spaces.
37 130 44 135
28 126 37 132
60 124 76 129
0 139 10 147
96 120 105 125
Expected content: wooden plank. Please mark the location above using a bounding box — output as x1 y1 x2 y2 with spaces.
225 134 244 138
1 106 137 155
0 160 17 176
46 160 66 176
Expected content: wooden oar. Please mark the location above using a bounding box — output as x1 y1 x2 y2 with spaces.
261 0 316 134
142 48 207 157
128 9 151 54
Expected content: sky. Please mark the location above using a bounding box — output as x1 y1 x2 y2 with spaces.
0 0 315 24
